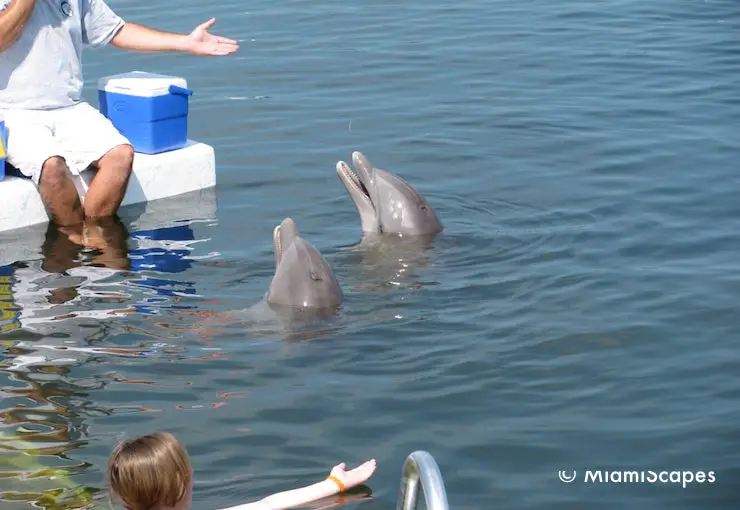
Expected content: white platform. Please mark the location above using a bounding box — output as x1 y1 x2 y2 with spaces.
0 139 215 233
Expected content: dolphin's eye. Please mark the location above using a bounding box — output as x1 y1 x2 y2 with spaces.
420 205 427 211
310 271 321 281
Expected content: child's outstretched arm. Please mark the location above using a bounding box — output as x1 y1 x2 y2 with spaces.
219 459 377 510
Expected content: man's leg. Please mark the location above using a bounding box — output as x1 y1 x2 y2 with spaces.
55 102 134 220
84 144 134 219
38 157 85 226
4 110 84 227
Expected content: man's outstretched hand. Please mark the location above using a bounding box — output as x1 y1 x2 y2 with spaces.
185 18 239 56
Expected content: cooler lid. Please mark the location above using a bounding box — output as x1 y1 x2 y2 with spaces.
97 71 189 97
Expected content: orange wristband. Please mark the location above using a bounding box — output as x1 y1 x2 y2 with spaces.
327 475 346 492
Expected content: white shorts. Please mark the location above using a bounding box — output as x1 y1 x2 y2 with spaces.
3 101 131 193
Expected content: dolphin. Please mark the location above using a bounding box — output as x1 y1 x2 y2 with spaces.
213 217 344 338
336 151 443 236
155 217 345 341
264 216 343 311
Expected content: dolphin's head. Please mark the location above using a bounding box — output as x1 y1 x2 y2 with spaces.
336 151 443 236
266 217 343 311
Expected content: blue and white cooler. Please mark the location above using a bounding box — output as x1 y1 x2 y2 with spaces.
97 71 193 155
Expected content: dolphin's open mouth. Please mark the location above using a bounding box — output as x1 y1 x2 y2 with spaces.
273 224 284 262
337 161 371 202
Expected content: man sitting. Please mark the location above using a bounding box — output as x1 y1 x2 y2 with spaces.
0 0 238 227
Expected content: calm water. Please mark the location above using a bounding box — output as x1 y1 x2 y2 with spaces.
1 0 739 508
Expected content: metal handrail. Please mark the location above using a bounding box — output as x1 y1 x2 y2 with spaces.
396 450 450 510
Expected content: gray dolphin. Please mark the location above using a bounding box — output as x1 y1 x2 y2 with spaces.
265 217 343 311
336 151 443 236
172 217 344 339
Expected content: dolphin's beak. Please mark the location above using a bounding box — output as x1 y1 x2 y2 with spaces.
336 160 379 232
351 151 376 199
336 160 370 200
273 217 299 267
272 223 283 268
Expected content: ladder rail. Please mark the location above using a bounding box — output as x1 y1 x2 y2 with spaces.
396 450 450 510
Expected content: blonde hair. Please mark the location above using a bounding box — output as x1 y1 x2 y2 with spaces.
107 432 192 510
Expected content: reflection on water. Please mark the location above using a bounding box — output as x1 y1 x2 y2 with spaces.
40 217 131 274
0 366 102 510
202 299 348 345
127 222 207 311
340 232 440 293
0 190 219 508
0 188 217 333
0 266 21 335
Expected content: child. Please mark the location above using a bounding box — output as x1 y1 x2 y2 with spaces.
106 432 377 510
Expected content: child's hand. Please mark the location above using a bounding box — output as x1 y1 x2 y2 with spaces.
329 459 377 490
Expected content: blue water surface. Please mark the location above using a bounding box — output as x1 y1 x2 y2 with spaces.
1 0 739 509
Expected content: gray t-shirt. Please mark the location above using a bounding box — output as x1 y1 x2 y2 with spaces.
0 0 124 111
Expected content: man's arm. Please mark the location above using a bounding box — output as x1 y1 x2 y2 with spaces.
109 17 238 56
109 22 188 53
0 0 36 53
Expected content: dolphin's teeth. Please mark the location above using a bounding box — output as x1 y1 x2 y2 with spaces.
339 162 369 198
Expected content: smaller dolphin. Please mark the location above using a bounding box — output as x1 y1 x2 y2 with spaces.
171 218 343 339
265 217 343 311
336 151 443 236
